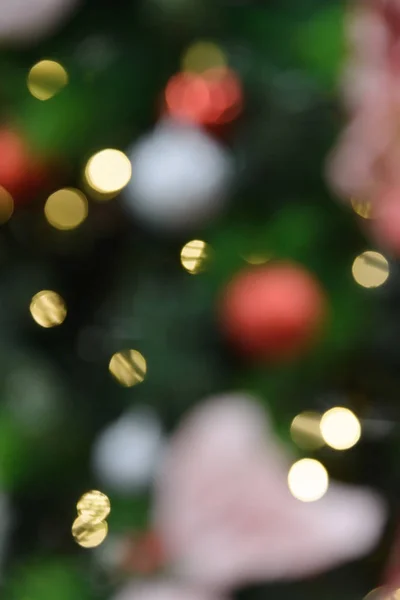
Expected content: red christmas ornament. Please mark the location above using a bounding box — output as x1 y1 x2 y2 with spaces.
0 129 48 204
165 67 243 127
219 263 327 361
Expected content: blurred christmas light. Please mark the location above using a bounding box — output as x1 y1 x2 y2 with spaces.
180 239 210 274
165 68 242 126
0 187 14 224
30 290 67 328
352 251 389 288
44 188 88 230
27 60 68 101
72 515 108 548
182 40 227 74
85 149 132 196
351 198 372 219
77 490 111 523
320 407 361 451
109 349 147 387
288 458 329 502
290 411 324 450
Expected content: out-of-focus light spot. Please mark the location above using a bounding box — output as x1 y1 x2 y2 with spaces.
352 251 389 288
363 588 399 599
243 253 270 265
181 239 210 274
72 516 108 548
288 458 328 502
0 187 14 224
27 60 68 101
320 407 361 451
109 350 147 387
351 198 372 219
85 149 132 196
182 40 227 74
290 411 324 450
45 188 88 231
77 490 111 523
165 68 242 126
30 290 67 328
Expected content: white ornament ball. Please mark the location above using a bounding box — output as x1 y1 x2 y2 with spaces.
124 119 234 231
0 0 80 45
92 408 164 494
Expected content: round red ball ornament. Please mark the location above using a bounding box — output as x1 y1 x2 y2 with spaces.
219 263 327 361
0 129 48 203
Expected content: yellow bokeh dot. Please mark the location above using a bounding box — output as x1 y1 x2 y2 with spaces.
85 149 132 196
0 187 14 224
290 412 324 450
352 251 389 288
77 490 111 524
45 188 88 231
72 516 108 549
181 240 210 274
30 290 67 328
351 198 372 219
109 349 147 387
27 60 68 101
181 40 227 74
288 458 329 502
320 407 361 451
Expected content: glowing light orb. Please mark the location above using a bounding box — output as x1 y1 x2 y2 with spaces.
352 251 389 288
288 458 329 502
77 490 111 523
72 516 108 548
45 188 88 230
85 149 132 196
30 290 67 328
290 411 324 450
181 239 210 274
320 407 361 451
28 60 68 100
109 350 147 387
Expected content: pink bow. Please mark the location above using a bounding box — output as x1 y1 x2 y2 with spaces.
327 0 400 202
114 395 386 600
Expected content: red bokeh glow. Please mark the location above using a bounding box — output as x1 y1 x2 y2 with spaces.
165 68 243 126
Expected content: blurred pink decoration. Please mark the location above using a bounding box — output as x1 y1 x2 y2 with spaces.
372 187 400 253
113 580 223 600
0 0 80 44
327 0 400 204
154 394 386 590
